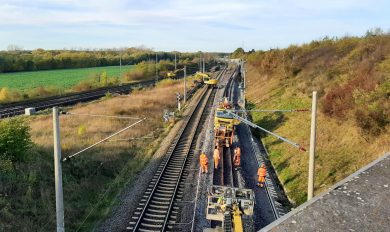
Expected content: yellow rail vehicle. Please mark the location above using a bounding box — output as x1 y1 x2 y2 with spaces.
214 107 240 147
203 75 218 86
195 71 218 86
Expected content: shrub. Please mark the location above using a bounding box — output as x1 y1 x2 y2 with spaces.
0 118 32 162
0 88 10 102
322 85 354 118
100 71 108 87
78 124 87 136
72 80 94 92
354 107 388 136
123 70 144 82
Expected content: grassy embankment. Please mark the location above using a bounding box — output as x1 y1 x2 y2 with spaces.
245 35 390 205
0 78 197 231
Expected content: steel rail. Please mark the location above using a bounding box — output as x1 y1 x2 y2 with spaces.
128 68 226 232
128 88 210 231
0 80 155 118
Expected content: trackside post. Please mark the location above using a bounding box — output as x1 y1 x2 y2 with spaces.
53 107 65 232
308 91 317 200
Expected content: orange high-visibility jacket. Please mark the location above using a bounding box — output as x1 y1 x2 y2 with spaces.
213 149 220 160
258 167 266 177
200 153 208 165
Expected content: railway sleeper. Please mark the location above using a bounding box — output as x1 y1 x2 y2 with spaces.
137 228 160 232
142 217 164 223
161 177 178 182
159 182 176 188
150 200 170 206
149 203 169 209
156 187 174 193
152 196 171 201
154 192 172 198
145 212 166 218
147 208 168 214
163 173 180 178
140 222 163 229
168 159 185 164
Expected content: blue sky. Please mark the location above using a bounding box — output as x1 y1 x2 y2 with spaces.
0 0 389 52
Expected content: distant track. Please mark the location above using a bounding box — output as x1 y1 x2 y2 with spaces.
0 80 156 118
0 67 206 119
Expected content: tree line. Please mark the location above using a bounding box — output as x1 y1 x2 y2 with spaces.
0 47 219 73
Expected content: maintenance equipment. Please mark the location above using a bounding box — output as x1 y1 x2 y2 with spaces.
206 185 255 232
166 68 184 79
203 75 218 86
195 71 218 86
214 99 240 147
166 71 176 79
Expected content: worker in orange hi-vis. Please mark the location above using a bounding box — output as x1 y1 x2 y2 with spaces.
213 148 220 169
200 152 209 174
257 163 267 187
233 147 241 168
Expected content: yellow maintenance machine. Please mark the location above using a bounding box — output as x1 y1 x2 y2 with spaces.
203 75 218 86
214 98 240 147
166 71 176 79
195 71 218 86
206 185 254 232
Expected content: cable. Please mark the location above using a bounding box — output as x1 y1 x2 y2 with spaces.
63 118 146 161
62 111 141 120
234 109 310 113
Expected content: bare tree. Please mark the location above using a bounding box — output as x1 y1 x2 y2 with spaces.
7 44 23 51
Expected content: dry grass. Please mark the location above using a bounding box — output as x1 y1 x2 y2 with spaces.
30 81 184 155
6 79 189 231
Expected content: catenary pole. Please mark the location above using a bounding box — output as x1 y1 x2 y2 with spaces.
53 107 65 232
184 65 187 103
308 91 317 200
119 49 122 79
155 52 158 82
174 52 177 70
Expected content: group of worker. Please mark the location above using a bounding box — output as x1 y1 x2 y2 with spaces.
199 146 267 187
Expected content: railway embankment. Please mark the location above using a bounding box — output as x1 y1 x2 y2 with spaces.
245 35 390 205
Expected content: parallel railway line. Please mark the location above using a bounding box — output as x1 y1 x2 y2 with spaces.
0 80 155 118
0 68 203 119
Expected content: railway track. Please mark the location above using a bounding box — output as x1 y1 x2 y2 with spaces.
0 80 155 118
126 69 226 232
228 68 282 220
224 67 282 225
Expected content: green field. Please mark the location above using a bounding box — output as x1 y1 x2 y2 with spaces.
0 65 134 92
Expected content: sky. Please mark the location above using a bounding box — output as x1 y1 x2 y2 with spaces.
0 0 389 52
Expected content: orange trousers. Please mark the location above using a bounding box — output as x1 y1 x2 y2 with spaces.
258 176 265 184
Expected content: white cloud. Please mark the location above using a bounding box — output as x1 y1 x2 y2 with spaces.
0 0 388 51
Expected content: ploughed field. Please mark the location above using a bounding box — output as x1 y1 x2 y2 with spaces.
0 65 134 92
